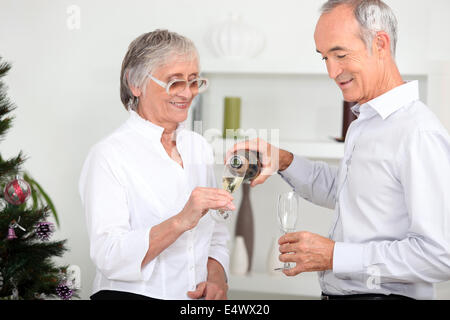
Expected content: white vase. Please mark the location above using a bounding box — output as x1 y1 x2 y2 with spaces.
267 237 283 276
205 13 265 60
230 236 249 276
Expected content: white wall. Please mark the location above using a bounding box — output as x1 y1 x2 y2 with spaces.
0 0 449 299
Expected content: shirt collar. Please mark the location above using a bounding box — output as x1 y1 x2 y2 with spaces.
354 81 420 120
128 110 186 141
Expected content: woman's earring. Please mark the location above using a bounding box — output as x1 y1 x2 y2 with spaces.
128 96 139 110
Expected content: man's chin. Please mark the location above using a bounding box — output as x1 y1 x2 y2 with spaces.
341 92 359 104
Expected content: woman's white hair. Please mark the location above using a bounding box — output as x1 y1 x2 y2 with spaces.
120 29 199 110
320 0 398 58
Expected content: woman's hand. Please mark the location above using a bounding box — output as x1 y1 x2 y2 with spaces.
187 258 228 300
187 281 228 300
142 188 234 267
176 187 235 232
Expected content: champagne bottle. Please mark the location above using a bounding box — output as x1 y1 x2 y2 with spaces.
227 150 262 183
212 150 262 223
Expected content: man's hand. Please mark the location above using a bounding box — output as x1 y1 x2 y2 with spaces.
278 231 335 276
226 138 293 187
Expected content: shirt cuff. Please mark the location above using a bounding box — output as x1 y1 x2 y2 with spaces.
116 227 153 281
140 228 156 281
208 249 230 282
333 242 365 274
278 154 315 190
93 227 152 282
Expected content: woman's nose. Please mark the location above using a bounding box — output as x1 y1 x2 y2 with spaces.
176 84 194 100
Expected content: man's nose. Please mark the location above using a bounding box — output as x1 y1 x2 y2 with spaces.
326 60 343 80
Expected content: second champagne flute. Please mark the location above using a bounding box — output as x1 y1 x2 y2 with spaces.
274 191 300 271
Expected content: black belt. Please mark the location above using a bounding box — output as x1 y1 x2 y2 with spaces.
321 292 414 300
91 290 159 300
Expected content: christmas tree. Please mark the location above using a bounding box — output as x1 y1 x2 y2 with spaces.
0 58 77 300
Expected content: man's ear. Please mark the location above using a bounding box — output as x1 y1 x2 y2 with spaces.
373 31 391 59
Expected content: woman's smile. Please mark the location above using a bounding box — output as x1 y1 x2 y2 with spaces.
169 100 190 110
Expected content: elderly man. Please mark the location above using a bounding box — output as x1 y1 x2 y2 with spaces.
229 0 450 300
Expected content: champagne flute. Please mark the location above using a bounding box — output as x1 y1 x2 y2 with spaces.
210 159 246 222
274 191 300 271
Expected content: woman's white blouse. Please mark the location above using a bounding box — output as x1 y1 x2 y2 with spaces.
79 111 229 300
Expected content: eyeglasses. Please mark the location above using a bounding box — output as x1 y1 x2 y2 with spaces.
148 74 209 96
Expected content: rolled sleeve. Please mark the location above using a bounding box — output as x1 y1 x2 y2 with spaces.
208 220 230 280
92 228 154 281
278 154 315 190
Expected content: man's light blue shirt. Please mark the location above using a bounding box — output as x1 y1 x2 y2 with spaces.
280 81 450 299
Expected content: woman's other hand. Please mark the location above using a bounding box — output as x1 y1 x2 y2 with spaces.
187 258 228 300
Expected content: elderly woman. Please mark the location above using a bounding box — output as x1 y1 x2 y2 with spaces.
79 30 234 300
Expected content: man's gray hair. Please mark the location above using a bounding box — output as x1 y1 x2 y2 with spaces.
120 29 199 110
320 0 398 58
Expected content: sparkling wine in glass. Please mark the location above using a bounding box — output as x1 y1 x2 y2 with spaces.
211 150 262 222
210 159 246 222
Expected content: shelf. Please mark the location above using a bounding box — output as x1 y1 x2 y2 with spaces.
211 138 344 160
279 140 344 160
202 60 326 76
202 58 430 77
229 272 321 298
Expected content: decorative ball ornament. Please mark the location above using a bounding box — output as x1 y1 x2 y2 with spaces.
56 282 73 300
35 222 54 241
205 13 266 60
3 177 31 206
